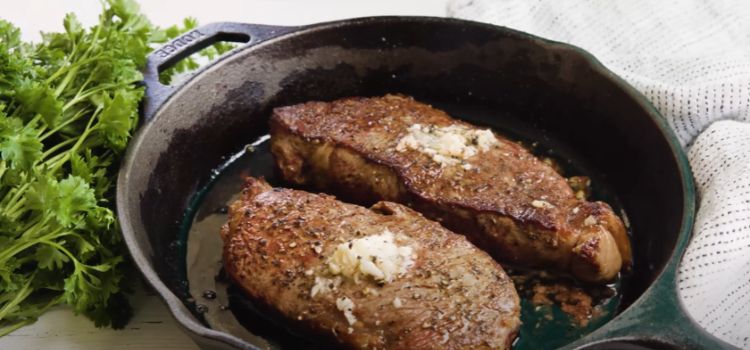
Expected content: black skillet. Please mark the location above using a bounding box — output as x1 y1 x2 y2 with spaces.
116 17 735 349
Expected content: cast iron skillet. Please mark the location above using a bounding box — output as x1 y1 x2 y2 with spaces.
116 17 734 349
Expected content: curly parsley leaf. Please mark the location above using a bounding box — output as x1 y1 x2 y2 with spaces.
14 80 63 127
0 119 42 170
96 89 139 152
35 245 70 271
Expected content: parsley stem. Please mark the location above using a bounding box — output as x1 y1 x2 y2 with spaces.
41 137 76 159
0 294 63 336
49 106 101 173
0 220 60 263
43 54 106 87
0 275 33 321
0 319 33 337
39 108 89 141
40 240 78 265
43 150 68 169
54 66 80 98
5 198 28 220
79 21 101 60
1 182 29 214
43 62 72 87
61 82 119 112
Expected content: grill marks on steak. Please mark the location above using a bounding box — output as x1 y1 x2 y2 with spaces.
221 177 521 350
270 94 632 283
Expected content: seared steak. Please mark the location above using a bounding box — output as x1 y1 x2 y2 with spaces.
221 177 521 349
270 94 632 283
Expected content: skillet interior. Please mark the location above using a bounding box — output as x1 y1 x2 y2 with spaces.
118 17 688 349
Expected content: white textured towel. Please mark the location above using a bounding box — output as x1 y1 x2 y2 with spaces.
447 0 750 348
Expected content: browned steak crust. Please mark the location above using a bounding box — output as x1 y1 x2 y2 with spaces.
270 94 632 283
221 177 521 350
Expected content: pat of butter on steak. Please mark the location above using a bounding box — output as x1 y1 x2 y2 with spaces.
327 229 414 284
396 123 498 168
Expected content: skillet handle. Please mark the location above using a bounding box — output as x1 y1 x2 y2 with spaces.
566 258 737 349
141 22 295 122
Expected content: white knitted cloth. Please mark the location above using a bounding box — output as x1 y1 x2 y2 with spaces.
447 0 750 348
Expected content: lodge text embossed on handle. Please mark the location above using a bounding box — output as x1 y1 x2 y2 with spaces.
154 30 207 59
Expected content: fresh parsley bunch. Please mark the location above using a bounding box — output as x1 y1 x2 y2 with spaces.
0 0 217 334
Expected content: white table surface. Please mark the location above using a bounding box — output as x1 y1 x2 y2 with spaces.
0 1 446 349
